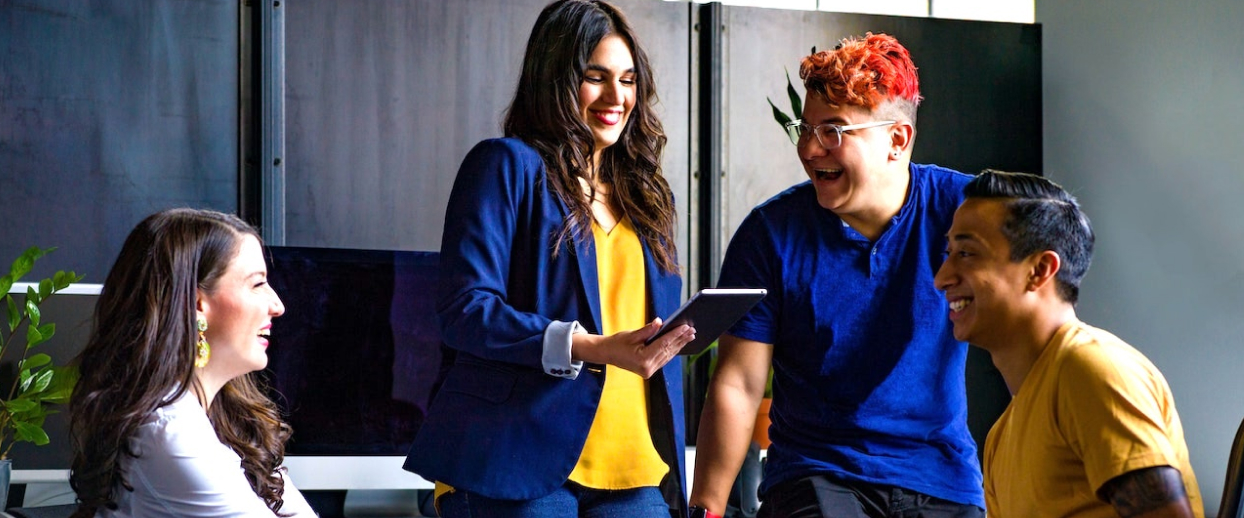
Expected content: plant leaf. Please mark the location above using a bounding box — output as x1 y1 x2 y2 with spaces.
5 398 38 413
26 297 40 327
13 421 50 445
39 386 74 405
40 366 79 404
26 323 44 347
9 247 45 281
38 278 52 299
20 353 51 370
767 97 793 128
0 274 12 297
53 271 83 291
785 67 802 119
26 284 40 307
4 294 16 334
33 323 55 346
26 368 54 395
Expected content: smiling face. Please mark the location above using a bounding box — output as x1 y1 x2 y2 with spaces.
196 234 284 383
579 33 635 164
798 95 907 223
934 198 1036 349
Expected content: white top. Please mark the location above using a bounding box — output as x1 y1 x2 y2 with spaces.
98 391 317 517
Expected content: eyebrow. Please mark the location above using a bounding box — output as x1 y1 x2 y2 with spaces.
585 64 635 74
809 117 850 125
947 232 980 243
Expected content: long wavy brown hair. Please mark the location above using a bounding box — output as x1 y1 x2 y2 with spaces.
505 0 678 273
69 208 292 517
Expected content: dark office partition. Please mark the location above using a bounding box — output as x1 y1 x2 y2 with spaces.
282 0 692 254
716 6 1037 453
0 0 240 281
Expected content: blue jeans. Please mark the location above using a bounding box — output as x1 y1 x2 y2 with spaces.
437 482 669 518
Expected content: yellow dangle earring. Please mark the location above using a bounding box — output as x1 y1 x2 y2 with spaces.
195 317 211 368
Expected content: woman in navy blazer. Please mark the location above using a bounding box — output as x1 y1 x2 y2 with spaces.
403 1 695 517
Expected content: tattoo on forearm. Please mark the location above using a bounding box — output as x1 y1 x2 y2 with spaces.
1101 466 1188 517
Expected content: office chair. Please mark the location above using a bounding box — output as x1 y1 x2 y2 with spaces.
726 442 763 518
1221 416 1244 518
4 504 77 518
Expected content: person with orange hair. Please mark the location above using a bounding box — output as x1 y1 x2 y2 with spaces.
689 33 984 518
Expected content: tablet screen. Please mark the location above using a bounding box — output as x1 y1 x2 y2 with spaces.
645 288 767 355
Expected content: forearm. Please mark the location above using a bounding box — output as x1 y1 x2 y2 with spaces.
690 382 765 514
571 330 608 364
1101 465 1196 518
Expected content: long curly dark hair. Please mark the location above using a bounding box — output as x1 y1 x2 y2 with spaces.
69 208 293 517
505 0 678 273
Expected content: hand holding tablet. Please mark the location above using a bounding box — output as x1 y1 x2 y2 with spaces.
645 288 767 355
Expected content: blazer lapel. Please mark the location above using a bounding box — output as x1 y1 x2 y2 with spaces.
574 229 603 335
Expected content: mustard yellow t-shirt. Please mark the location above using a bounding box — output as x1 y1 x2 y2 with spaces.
567 218 668 489
984 320 1204 518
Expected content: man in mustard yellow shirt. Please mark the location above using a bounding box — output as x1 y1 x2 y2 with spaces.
934 170 1203 518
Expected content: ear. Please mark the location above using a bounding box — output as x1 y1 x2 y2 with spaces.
890 121 914 158
1026 250 1062 293
196 289 209 321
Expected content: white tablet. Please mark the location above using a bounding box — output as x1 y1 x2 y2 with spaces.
644 288 767 355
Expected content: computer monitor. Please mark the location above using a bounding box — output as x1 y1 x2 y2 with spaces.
262 246 443 491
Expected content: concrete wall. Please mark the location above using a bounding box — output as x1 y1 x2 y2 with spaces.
1037 1 1244 513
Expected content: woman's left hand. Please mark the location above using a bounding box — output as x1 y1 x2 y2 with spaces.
571 319 695 378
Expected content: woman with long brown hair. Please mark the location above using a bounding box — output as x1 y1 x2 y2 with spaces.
402 1 695 516
69 208 314 517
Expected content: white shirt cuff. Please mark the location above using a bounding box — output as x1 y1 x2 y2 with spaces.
542 320 585 379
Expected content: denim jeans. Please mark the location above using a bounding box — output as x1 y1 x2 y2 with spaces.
437 482 669 518
757 475 984 518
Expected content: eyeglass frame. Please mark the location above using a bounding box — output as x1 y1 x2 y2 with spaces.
782 119 897 148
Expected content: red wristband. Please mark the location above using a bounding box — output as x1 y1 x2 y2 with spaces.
689 506 723 518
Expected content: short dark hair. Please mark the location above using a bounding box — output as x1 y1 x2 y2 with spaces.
964 170 1095 304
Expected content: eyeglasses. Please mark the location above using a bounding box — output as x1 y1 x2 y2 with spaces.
782 119 896 148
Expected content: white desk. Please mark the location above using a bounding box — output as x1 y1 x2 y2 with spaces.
8 448 718 515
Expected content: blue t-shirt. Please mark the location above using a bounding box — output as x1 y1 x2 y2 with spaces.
718 163 983 507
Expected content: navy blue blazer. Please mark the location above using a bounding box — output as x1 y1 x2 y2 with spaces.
403 138 687 514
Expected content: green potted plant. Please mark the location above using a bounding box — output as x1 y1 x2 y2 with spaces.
0 247 83 504
766 66 804 135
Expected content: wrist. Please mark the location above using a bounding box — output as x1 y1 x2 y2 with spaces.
688 505 723 518
570 331 601 363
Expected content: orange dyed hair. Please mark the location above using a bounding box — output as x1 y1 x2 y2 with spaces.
800 32 922 116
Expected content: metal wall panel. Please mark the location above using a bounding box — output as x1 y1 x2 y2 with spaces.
721 7 1042 245
282 0 692 257
0 0 239 281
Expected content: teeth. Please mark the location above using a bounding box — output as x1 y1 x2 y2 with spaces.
259 329 270 337
596 111 621 124
949 299 970 312
815 169 843 180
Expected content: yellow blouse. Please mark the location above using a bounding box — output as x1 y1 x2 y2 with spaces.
568 218 668 489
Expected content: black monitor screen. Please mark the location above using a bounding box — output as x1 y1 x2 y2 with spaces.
263 246 444 456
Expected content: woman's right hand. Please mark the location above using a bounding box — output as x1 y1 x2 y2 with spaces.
571 319 696 379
